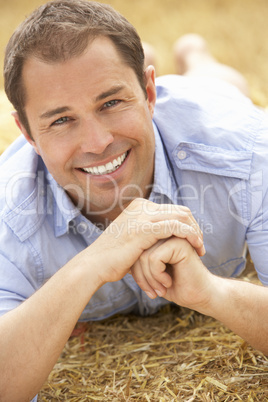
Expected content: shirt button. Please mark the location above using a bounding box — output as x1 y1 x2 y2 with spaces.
177 150 187 160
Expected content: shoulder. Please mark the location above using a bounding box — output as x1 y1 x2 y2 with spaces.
155 74 250 105
153 74 268 183
0 135 39 210
154 74 268 159
0 136 47 241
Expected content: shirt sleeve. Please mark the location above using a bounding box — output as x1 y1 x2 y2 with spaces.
245 113 268 285
0 254 36 317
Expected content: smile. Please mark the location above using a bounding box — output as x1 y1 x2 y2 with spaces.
81 151 128 175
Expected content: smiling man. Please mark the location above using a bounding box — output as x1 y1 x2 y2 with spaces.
1 1 268 401
16 35 156 223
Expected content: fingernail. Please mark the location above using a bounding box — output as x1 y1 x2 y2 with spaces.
201 245 206 255
198 236 203 246
145 291 156 299
154 289 163 297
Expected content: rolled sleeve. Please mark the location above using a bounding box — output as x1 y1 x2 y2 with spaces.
0 254 35 317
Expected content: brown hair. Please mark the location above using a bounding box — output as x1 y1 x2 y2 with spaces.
4 0 146 136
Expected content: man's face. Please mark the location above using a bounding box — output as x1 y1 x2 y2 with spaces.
17 37 156 223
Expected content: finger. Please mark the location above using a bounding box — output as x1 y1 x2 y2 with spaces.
145 245 173 290
139 249 170 296
195 244 206 257
153 204 203 241
131 260 158 299
150 220 205 255
141 243 173 289
125 200 203 241
174 208 203 242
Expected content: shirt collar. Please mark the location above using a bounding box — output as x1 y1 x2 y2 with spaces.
149 122 178 205
46 170 81 237
47 170 105 240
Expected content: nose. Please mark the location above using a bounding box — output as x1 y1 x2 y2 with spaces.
79 117 114 154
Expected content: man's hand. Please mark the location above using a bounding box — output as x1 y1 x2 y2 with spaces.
86 198 205 286
130 236 211 310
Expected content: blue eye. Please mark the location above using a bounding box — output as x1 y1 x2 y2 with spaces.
103 100 120 108
53 116 69 125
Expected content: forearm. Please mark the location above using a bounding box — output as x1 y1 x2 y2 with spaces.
198 274 268 355
0 252 102 402
0 199 205 401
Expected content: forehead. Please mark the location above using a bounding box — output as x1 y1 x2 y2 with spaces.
22 36 142 107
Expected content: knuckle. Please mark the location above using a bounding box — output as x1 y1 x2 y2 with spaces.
178 205 191 214
177 213 189 223
127 198 156 217
148 253 157 265
132 197 144 205
134 277 146 290
127 198 140 211
139 253 148 264
127 197 144 210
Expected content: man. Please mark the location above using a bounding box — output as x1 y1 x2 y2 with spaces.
0 1 268 401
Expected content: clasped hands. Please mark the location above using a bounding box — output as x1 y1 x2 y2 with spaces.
92 198 213 313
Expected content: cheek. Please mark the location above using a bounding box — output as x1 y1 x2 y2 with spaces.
121 110 154 143
36 140 70 174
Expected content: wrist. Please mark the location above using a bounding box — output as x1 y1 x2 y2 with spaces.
196 273 232 318
69 248 106 293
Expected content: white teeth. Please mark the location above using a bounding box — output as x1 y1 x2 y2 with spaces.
98 165 106 174
82 152 127 175
112 159 118 168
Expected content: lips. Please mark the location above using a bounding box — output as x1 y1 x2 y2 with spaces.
81 151 128 175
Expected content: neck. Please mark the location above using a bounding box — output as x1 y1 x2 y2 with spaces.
83 199 135 229
84 186 153 228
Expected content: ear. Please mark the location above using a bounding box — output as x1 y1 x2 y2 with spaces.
12 111 41 155
144 65 156 118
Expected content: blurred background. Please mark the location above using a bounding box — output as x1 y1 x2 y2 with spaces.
1 0 268 151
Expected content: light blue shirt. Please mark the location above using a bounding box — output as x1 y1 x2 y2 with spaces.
1 75 268 324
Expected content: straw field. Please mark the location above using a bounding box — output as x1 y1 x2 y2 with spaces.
0 0 268 400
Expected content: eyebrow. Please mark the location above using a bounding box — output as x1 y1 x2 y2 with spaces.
39 106 71 120
95 85 125 102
